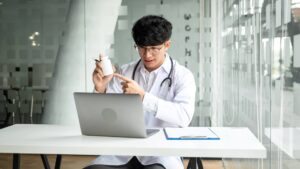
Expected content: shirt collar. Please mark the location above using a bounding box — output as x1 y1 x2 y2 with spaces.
139 53 171 75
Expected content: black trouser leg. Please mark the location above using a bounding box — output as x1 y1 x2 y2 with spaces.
13 154 20 169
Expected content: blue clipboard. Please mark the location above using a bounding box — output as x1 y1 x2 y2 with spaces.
163 127 220 140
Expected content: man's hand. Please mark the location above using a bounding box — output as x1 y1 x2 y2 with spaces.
92 54 114 93
114 73 145 100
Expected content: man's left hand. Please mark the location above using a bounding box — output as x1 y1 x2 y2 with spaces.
114 73 145 100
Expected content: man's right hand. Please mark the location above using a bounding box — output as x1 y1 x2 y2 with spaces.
92 55 114 93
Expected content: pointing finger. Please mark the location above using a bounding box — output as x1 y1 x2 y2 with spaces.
114 73 132 82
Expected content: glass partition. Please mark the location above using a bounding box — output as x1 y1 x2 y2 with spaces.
215 0 300 168
0 0 203 126
0 0 70 124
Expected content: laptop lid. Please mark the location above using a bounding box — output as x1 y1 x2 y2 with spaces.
74 92 149 138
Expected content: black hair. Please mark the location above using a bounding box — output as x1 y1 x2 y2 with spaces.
132 15 172 47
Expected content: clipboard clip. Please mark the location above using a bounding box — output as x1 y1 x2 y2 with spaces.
179 135 207 139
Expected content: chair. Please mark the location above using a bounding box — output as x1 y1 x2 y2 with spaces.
0 94 7 114
19 89 33 123
10 71 27 89
7 103 19 124
8 77 20 89
7 90 19 103
32 90 43 123
0 94 8 128
19 102 30 123
7 90 20 124
19 89 32 101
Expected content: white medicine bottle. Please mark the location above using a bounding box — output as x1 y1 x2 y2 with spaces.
101 56 114 76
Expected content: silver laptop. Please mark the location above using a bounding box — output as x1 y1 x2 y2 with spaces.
73 92 159 138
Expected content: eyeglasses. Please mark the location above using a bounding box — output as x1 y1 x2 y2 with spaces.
134 44 165 55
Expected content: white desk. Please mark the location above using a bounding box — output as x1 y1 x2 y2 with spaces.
0 124 266 168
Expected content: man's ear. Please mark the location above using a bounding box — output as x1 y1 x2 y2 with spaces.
165 40 171 50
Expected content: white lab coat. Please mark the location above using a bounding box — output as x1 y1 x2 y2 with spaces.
90 54 196 169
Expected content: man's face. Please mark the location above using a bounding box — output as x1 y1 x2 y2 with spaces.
136 40 170 72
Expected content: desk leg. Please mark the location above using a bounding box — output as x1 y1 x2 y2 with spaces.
13 154 20 169
55 155 62 169
187 158 203 169
197 158 203 169
40 155 51 169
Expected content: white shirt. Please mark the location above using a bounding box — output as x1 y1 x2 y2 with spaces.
91 54 196 169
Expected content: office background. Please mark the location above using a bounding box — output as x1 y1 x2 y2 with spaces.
0 0 299 169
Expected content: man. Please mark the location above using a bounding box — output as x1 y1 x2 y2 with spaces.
88 15 196 169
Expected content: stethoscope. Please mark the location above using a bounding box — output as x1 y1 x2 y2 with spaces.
132 56 174 88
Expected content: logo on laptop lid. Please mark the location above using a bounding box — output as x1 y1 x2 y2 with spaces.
101 108 117 122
